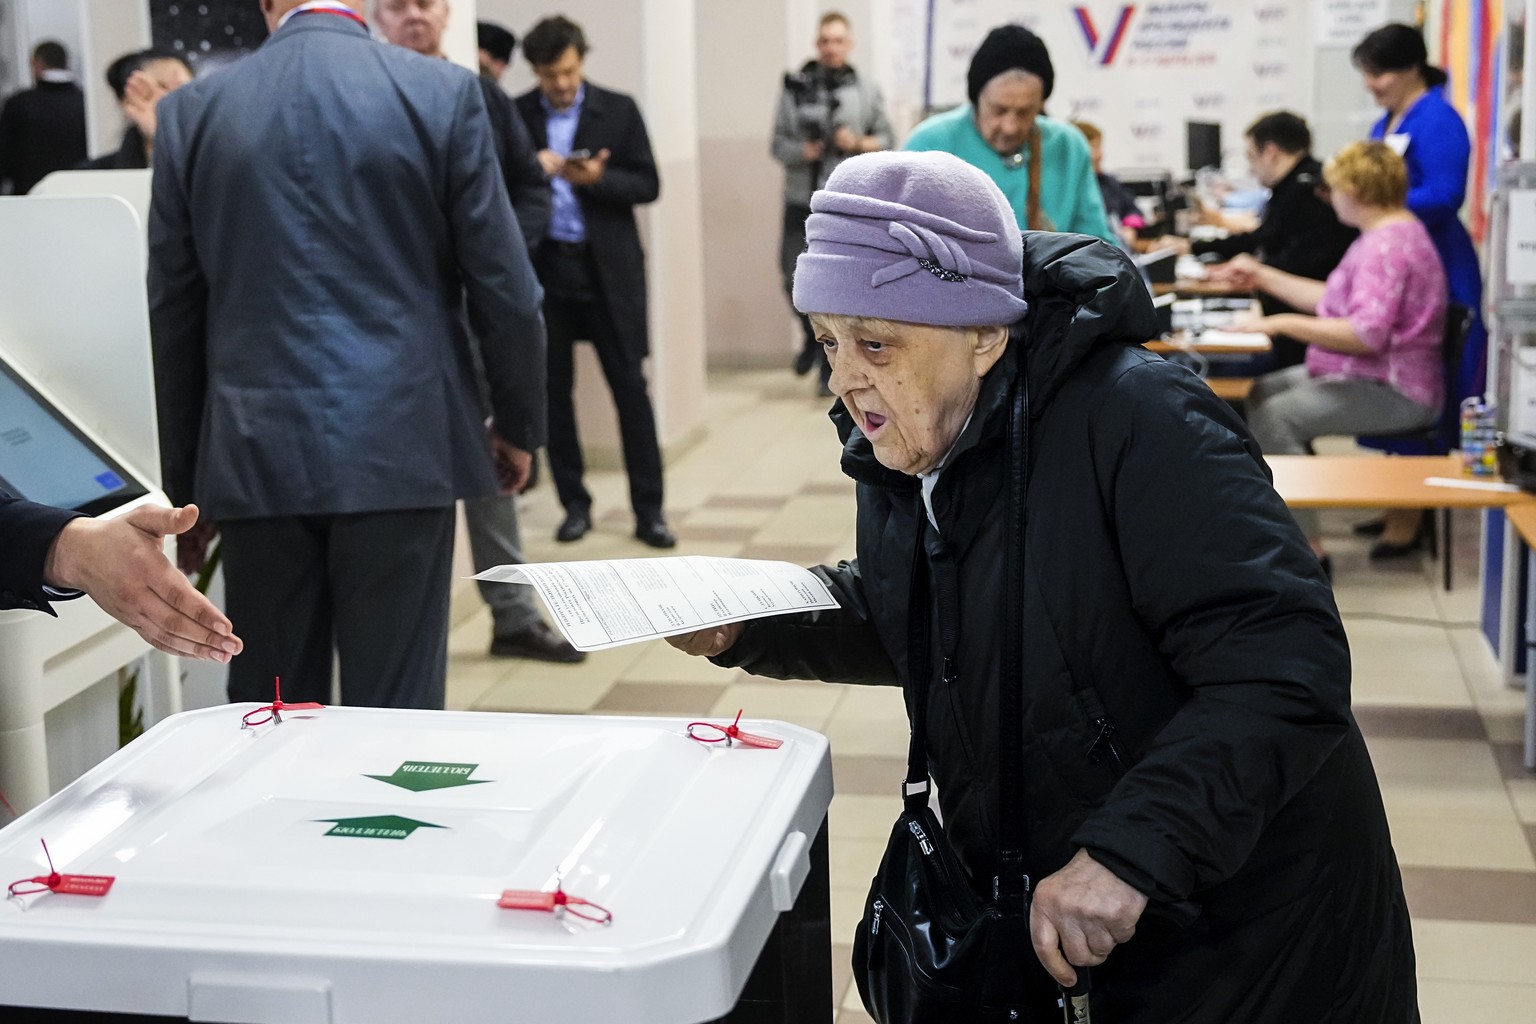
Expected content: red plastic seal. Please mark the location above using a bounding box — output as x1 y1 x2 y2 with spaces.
686 709 783 749
498 885 612 925
7 840 115 899
241 676 324 728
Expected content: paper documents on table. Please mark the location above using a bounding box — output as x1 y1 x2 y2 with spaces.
1186 330 1270 351
474 557 840 652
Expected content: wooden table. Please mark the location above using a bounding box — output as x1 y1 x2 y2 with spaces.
1266 455 1536 510
1502 505 1536 772
1206 377 1254 401
1269 455 1536 593
1153 279 1254 299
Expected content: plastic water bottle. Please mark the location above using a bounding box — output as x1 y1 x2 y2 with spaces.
1460 397 1498 476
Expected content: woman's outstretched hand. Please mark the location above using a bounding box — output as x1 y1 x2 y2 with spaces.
665 622 744 657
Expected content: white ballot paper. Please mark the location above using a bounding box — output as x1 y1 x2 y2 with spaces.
474 557 840 651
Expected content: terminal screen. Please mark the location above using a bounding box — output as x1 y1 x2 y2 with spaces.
0 357 149 515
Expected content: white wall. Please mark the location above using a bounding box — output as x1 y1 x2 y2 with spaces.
1310 0 1419 158
693 0 800 369
432 0 479 71
80 0 151 156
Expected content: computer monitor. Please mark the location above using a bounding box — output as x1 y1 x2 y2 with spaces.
1187 121 1222 173
1115 169 1175 237
1134 248 1177 287
0 354 149 516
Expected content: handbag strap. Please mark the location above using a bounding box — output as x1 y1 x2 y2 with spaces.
899 365 1032 908
1025 124 1044 231
901 518 934 813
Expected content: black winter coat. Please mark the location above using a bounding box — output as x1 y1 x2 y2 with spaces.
716 232 1418 1021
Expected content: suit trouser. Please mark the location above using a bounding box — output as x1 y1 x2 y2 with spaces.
781 203 829 384
542 277 665 520
464 494 542 636
220 507 455 710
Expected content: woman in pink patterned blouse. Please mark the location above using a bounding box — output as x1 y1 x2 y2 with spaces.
1226 141 1447 569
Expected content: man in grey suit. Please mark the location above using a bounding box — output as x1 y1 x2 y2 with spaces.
148 0 547 709
375 0 581 665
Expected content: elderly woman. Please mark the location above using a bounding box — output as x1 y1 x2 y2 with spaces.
1227 141 1447 563
669 151 1416 1021
904 24 1113 242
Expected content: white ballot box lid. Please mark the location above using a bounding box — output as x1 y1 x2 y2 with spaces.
0 705 834 1024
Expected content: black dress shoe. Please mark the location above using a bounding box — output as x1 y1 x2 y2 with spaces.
1369 513 1432 561
1351 518 1386 537
489 622 586 663
1369 535 1429 560
556 509 591 543
635 517 677 549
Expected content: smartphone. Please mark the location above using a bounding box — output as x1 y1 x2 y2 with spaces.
566 148 593 162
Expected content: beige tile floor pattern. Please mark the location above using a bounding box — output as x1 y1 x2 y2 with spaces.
447 369 1536 1023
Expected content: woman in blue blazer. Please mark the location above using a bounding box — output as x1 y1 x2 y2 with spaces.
1353 23 1486 555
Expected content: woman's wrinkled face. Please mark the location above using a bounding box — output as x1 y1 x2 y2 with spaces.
974 71 1044 157
811 314 1009 475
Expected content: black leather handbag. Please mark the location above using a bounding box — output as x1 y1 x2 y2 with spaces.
851 375 1041 1023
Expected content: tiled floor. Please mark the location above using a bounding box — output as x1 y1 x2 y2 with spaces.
446 368 1536 1023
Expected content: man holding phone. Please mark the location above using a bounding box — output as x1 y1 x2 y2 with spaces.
515 16 673 549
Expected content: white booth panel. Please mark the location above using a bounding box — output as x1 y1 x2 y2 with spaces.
0 193 159 487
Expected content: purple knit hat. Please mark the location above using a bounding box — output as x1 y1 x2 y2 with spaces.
792 150 1029 327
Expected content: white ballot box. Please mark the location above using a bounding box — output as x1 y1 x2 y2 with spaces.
0 706 835 1024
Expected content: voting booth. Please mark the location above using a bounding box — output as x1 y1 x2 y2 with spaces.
0 194 178 813
0 705 835 1023
29 170 153 241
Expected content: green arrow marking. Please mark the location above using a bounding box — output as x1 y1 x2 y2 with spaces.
315 814 447 840
363 761 492 792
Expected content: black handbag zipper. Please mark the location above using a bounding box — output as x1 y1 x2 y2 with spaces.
907 816 982 926
868 894 971 995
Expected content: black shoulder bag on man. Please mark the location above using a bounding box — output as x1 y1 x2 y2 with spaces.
852 369 1088 1022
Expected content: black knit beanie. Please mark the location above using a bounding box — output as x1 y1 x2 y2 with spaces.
966 24 1055 106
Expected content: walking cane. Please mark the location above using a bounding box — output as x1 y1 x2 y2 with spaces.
1060 967 1092 1023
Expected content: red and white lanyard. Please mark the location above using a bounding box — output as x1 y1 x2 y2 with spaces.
280 2 366 30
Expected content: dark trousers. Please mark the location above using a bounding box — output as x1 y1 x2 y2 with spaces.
220 507 455 710
539 241 665 520
781 204 829 385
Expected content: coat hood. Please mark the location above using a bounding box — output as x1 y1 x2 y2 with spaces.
832 231 1160 486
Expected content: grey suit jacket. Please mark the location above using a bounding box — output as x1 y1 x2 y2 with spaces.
149 14 546 519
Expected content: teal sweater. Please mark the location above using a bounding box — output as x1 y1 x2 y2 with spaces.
903 107 1114 242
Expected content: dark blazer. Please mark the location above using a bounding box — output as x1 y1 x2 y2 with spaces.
79 126 149 171
515 82 660 358
0 494 83 613
0 80 88 194
149 15 547 519
1192 156 1356 281
479 76 551 250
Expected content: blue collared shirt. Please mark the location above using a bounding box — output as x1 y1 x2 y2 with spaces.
543 85 587 243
